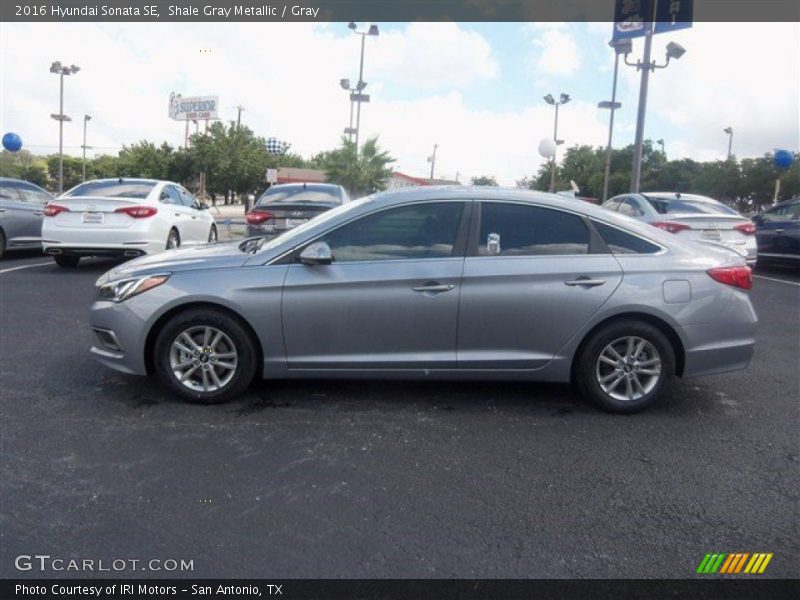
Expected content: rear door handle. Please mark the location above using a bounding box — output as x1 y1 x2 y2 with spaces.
412 283 455 293
564 278 606 287
0 208 7 213
775 229 784 234
174 212 181 217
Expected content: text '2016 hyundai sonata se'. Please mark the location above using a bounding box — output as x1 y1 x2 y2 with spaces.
90 187 757 413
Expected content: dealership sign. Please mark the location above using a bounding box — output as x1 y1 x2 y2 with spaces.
169 92 218 121
612 0 693 40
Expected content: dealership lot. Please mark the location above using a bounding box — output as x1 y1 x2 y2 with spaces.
0 251 798 578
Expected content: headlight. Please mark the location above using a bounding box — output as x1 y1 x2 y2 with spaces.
97 273 170 302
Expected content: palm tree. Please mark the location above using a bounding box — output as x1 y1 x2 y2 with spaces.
322 136 395 197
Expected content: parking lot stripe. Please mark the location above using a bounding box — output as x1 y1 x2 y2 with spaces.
753 274 800 287
0 261 53 274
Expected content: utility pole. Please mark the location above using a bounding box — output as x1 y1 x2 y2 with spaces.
236 105 244 129
348 23 379 157
50 61 80 193
81 114 91 182
600 39 629 202
724 127 733 160
630 20 654 194
428 143 438 179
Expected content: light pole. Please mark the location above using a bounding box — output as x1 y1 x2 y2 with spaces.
724 127 733 160
339 78 358 141
625 36 686 193
656 138 665 158
599 38 631 202
427 143 438 179
50 61 80 194
543 92 570 193
347 22 378 156
81 114 92 182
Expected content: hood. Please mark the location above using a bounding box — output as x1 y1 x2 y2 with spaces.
98 241 250 283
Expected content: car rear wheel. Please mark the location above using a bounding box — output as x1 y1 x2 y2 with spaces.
208 225 217 243
154 308 258 403
575 320 675 414
166 228 180 250
54 255 80 268
0 229 5 259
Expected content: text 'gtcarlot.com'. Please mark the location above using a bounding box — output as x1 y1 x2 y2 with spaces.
14 554 194 572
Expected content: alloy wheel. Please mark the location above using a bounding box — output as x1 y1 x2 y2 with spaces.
169 326 238 393
595 336 662 402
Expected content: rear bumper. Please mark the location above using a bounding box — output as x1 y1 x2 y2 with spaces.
680 290 758 377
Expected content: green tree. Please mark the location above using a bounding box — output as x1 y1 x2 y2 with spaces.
46 155 84 191
471 175 499 186
188 122 273 200
116 141 176 180
318 136 394 197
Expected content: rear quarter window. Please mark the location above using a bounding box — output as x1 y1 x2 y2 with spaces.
592 221 662 255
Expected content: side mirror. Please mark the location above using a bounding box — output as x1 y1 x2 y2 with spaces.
298 241 333 266
196 202 209 210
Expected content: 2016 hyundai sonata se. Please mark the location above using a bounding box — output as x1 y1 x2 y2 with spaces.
90 187 757 413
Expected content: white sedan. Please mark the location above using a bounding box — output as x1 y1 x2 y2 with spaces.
42 178 218 267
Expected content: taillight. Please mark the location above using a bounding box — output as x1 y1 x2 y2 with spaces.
707 266 752 290
734 222 756 235
115 206 158 218
246 211 273 225
652 221 691 234
43 204 70 217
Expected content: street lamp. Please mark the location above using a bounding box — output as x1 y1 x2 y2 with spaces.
347 22 379 156
543 92 570 193
50 61 80 193
598 38 631 202
82 114 92 182
623 33 686 193
724 127 734 160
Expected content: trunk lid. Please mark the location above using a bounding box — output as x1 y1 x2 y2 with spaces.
48 196 153 229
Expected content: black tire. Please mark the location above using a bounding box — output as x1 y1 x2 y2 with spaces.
208 225 217 243
54 254 80 268
153 308 258 404
574 320 675 414
166 228 180 250
0 229 5 259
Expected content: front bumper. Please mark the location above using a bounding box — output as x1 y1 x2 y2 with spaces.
89 299 150 375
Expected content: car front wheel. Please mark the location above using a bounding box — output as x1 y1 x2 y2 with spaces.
575 320 675 414
154 308 258 403
54 254 80 268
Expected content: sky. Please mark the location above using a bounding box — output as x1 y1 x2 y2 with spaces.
0 21 797 186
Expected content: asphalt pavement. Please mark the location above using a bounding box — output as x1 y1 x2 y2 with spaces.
0 251 798 579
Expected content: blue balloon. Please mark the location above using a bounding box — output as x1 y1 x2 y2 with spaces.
774 149 793 169
2 132 22 152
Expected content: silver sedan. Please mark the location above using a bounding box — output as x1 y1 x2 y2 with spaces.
89 187 757 413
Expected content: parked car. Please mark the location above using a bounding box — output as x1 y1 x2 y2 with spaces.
0 177 53 258
601 192 757 265
245 183 348 238
42 178 218 267
89 187 756 414
752 198 800 267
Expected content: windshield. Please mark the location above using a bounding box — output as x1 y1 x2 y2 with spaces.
63 180 156 199
644 196 738 216
242 195 374 254
257 185 341 204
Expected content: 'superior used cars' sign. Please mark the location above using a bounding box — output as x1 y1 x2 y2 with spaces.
168 93 218 121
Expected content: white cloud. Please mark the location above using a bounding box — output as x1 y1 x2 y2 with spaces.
529 25 581 75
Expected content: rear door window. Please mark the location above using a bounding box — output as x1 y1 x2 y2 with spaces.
478 202 589 256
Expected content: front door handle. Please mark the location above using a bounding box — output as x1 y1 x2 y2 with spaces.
775 229 784 234
0 208 7 213
33 211 43 216
564 278 606 287
174 212 181 217
412 283 455 293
